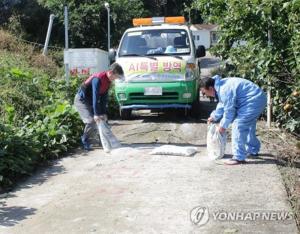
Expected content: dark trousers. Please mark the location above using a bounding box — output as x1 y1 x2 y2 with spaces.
74 93 108 144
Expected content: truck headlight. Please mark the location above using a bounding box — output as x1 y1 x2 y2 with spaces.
118 93 127 101
185 68 195 80
182 92 192 99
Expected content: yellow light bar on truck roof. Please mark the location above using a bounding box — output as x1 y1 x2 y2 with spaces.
165 16 185 24
133 16 185 26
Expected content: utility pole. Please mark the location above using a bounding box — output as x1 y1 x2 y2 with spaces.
161 0 167 16
104 2 110 52
64 5 70 88
43 14 55 56
64 5 69 50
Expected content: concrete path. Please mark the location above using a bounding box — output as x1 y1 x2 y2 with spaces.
0 56 297 233
0 118 298 234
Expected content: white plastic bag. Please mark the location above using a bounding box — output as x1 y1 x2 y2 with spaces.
206 123 227 160
98 121 121 153
150 145 197 156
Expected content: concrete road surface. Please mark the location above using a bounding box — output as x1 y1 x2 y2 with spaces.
0 56 297 233
0 116 298 234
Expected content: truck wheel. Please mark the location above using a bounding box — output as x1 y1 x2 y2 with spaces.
120 108 132 120
178 108 190 118
191 90 201 118
191 100 201 118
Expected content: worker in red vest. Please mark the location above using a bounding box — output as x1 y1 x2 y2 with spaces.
74 63 124 150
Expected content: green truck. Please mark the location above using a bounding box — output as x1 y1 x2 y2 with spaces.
109 16 206 119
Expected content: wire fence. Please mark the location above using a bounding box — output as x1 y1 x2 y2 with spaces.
13 35 64 51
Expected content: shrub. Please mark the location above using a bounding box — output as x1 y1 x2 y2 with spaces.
0 30 121 190
30 54 59 77
194 0 300 134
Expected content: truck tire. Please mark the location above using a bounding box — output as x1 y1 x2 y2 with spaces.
191 100 201 118
120 108 132 120
191 89 201 118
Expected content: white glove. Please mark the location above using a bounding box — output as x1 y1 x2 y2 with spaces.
94 115 108 124
207 117 215 124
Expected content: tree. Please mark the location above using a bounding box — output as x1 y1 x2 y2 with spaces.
193 0 300 133
0 0 20 25
37 0 147 49
1 0 52 43
2 0 200 48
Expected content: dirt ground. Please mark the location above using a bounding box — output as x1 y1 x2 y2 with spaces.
257 126 300 229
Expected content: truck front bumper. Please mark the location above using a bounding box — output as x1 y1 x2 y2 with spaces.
120 104 191 110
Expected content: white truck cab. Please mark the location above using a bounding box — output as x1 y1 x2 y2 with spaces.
109 16 206 119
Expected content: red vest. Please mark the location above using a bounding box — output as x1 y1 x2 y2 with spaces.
84 71 111 94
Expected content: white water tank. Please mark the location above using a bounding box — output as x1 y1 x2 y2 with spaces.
64 48 109 76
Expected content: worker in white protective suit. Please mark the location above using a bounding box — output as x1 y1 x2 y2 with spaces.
200 75 267 165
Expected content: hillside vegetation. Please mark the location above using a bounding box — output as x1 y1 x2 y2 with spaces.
0 30 84 190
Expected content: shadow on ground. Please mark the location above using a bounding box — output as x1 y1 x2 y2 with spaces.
220 153 279 165
111 100 218 124
0 200 36 227
15 163 66 191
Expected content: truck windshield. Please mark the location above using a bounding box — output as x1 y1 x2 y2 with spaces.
118 29 191 57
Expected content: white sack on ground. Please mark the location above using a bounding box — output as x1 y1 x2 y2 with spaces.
98 121 121 153
150 145 197 156
110 147 141 156
206 123 227 160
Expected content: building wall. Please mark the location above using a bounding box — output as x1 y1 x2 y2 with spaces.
192 30 210 49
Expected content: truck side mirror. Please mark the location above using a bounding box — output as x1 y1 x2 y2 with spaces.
196 45 206 58
108 48 116 62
